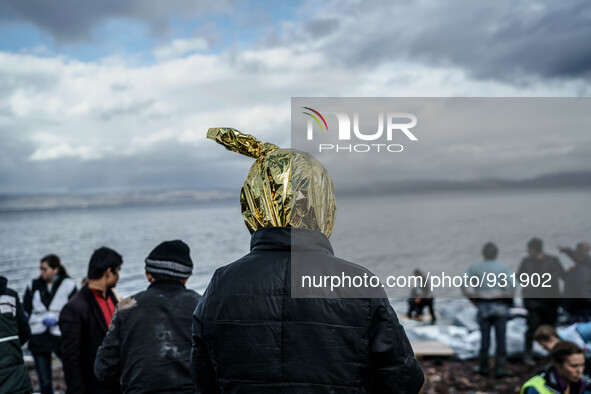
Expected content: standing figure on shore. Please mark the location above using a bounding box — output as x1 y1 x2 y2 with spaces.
0 275 32 394
521 341 591 393
191 128 424 393
59 247 122 394
518 237 566 366
95 240 201 393
24 254 77 394
559 242 591 322
407 269 436 323
464 242 515 377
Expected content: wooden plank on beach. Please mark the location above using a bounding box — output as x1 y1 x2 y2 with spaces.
411 341 454 357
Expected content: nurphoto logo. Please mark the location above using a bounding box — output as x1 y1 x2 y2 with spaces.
302 107 418 153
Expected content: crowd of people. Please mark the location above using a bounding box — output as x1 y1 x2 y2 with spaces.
1 241 202 394
463 239 591 393
0 127 590 393
403 238 591 392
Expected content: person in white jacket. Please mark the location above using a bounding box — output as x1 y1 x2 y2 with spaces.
24 254 77 394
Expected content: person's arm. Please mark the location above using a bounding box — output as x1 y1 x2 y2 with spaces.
369 298 424 393
559 247 578 264
23 283 32 318
68 284 77 300
59 302 86 393
517 258 526 276
190 295 219 394
553 257 566 280
462 266 476 300
94 308 122 381
502 267 516 299
14 292 30 344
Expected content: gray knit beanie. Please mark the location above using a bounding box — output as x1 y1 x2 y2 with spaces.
145 240 193 279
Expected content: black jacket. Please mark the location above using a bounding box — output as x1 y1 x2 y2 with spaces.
0 276 32 394
191 227 424 393
562 255 591 321
95 279 201 394
518 254 565 299
59 284 120 394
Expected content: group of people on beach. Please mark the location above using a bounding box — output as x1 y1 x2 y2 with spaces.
1 127 590 393
403 237 591 392
0 128 424 394
463 238 591 393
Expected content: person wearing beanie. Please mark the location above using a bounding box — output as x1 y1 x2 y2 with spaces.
518 237 566 366
95 240 201 394
59 247 122 394
191 128 424 393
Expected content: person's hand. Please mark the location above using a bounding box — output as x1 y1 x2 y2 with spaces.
42 317 58 327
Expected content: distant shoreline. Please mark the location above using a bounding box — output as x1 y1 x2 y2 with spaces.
2 171 589 213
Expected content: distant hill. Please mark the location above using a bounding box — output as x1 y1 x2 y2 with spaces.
0 189 236 212
1 171 589 212
340 171 591 195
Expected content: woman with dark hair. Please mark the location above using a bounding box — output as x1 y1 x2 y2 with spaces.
24 254 77 394
521 340 591 393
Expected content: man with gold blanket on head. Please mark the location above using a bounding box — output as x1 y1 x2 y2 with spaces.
190 128 424 394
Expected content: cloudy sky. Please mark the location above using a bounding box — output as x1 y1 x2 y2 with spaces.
1 0 591 194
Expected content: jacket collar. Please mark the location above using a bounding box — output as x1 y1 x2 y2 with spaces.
250 227 334 255
148 278 186 290
81 284 118 333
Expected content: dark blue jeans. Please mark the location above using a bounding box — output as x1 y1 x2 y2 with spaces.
477 301 508 356
32 352 53 394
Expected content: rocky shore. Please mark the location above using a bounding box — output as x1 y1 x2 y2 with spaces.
420 356 547 393
28 356 546 394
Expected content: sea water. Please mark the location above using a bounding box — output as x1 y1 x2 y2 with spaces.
1 188 589 299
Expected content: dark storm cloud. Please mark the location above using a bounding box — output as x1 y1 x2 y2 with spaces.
98 99 156 121
0 0 234 43
305 18 339 39
291 97 591 190
0 138 251 194
305 0 591 81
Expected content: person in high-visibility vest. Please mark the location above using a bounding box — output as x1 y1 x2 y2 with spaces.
521 340 591 394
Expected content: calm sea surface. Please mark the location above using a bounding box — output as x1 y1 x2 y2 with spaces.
1 188 589 299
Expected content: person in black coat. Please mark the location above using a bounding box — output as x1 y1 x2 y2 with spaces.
0 275 32 394
95 240 202 394
518 237 566 365
191 128 424 393
559 242 591 322
59 247 123 394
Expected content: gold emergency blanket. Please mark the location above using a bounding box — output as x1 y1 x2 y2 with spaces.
207 127 336 237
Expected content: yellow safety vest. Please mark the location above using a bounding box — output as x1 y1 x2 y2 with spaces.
520 375 558 394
